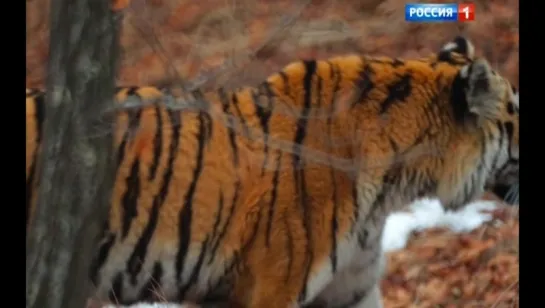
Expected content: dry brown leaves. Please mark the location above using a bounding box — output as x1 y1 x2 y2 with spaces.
26 0 519 89
382 201 519 308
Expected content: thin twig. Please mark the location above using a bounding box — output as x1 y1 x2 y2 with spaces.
188 0 312 90
490 279 518 308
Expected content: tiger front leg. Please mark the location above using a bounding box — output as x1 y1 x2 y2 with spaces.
226 205 316 307
233 272 304 308
229 217 312 308
309 244 386 308
351 285 383 308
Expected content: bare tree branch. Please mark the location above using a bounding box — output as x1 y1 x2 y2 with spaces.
26 0 121 307
188 0 312 90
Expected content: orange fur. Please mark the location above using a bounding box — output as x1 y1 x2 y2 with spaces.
26 36 518 308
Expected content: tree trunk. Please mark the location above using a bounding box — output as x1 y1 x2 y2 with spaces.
26 0 121 307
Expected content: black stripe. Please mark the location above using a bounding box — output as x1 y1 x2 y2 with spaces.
315 75 323 109
436 51 452 64
357 229 369 249
471 72 490 94
127 86 139 95
507 102 515 115
392 58 405 67
114 90 131 171
254 83 274 175
279 71 290 95
329 167 338 273
202 254 237 303
351 184 359 232
126 109 181 285
206 208 261 298
202 112 213 145
222 208 263 292
194 90 213 144
208 182 240 265
364 167 399 226
437 37 470 64
121 159 140 239
230 93 251 138
504 121 516 162
218 88 239 166
504 122 514 145
148 106 163 180
128 107 143 140
192 89 209 114
328 61 340 120
389 138 399 152
449 73 470 124
138 262 164 301
176 113 208 283
118 95 143 171
240 200 263 255
327 61 339 273
353 62 375 107
452 36 469 57
265 152 282 247
416 174 438 199
89 233 116 286
492 184 512 201
116 134 129 172
490 121 505 170
108 272 124 303
178 237 209 299
284 213 294 283
380 74 412 114
209 190 225 253
497 160 512 176
295 60 316 302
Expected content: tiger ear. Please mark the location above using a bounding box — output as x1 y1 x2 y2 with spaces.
461 58 504 121
438 36 475 61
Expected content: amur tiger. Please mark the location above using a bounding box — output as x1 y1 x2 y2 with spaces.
26 36 519 308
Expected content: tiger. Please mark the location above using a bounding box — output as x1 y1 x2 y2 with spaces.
26 36 519 308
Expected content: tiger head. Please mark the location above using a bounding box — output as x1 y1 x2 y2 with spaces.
440 37 519 206
481 79 519 205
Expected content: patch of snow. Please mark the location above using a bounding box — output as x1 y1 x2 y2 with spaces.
381 198 498 253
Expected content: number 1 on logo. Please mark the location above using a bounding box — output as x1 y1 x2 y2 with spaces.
458 3 475 22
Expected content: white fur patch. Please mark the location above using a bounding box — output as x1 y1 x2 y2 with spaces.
512 91 519 108
466 41 475 59
441 40 475 59
441 42 458 52
460 65 469 78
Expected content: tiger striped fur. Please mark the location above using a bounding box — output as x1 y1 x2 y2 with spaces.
26 36 519 308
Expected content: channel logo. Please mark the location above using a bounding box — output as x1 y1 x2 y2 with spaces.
405 3 475 22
